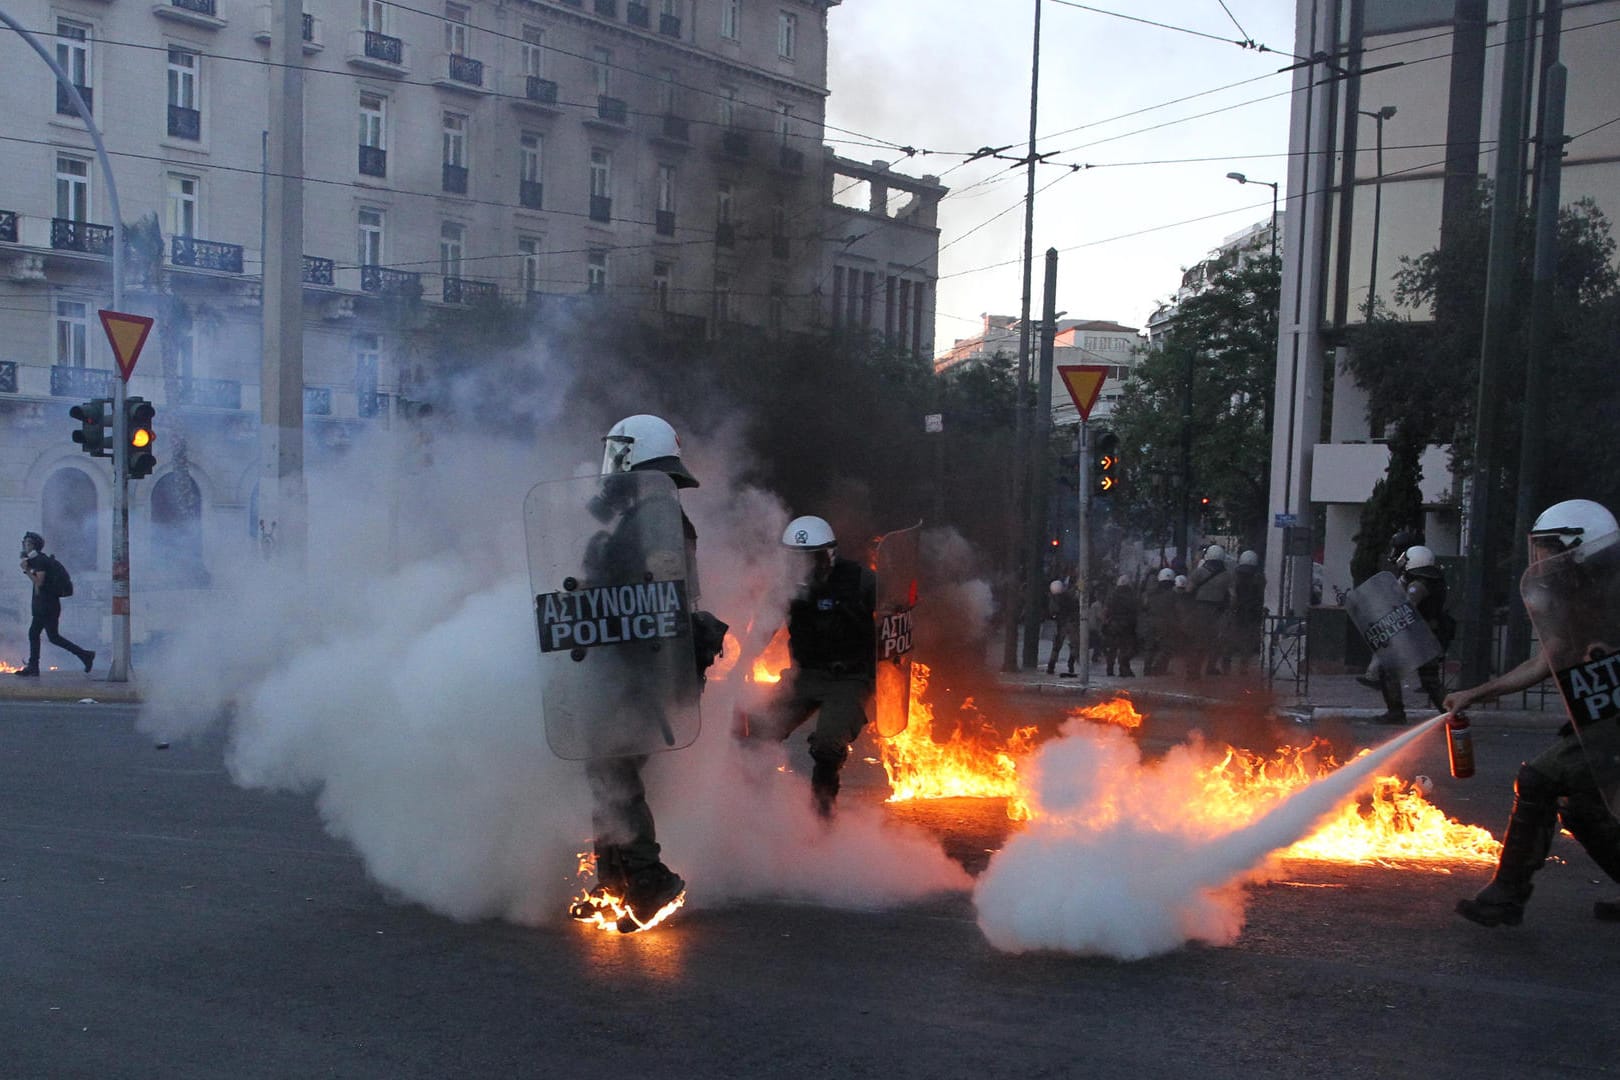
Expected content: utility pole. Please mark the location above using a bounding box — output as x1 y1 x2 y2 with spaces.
1002 0 1042 671
1461 0 1533 688
1507 19 1567 665
1022 248 1059 668
259 0 309 569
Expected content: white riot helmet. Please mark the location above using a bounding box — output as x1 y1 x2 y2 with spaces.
1530 499 1619 561
1399 545 1436 571
1203 544 1227 563
1157 567 1175 582
1239 550 1259 567
1049 579 1066 596
601 414 698 489
782 515 837 551
1173 574 1190 591
1116 573 1131 587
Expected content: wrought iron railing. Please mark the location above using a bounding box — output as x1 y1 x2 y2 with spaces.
364 30 402 63
171 0 216 15
626 1 649 27
168 104 201 140
50 365 114 397
659 12 680 36
50 218 114 255
358 391 389 418
659 114 689 141
594 0 617 16
589 195 612 222
447 53 483 85
656 210 675 236
175 376 242 409
301 255 335 285
0 361 16 394
304 387 332 415
359 144 387 177
171 235 244 273
596 96 628 124
56 84 93 117
442 163 469 194
360 265 422 296
443 276 499 304
302 12 313 39
519 180 543 210
525 76 558 104
0 210 16 243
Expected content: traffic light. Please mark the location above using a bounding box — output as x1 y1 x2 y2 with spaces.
1093 430 1120 497
126 397 157 479
69 398 112 457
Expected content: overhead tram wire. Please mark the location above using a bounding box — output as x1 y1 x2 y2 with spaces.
1047 0 1312 63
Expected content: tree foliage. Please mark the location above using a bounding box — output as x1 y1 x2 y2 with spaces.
1110 243 1280 552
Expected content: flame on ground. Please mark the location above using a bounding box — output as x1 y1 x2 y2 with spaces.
747 625 791 685
569 852 686 934
0 659 23 674
879 667 1500 867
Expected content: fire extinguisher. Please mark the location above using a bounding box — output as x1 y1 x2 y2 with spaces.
1446 712 1475 779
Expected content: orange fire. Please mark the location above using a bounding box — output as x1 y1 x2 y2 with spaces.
0 659 23 674
569 852 686 934
879 663 1039 818
879 668 1500 867
747 626 791 685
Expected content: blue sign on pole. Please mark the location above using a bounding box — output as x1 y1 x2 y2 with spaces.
1274 513 1299 528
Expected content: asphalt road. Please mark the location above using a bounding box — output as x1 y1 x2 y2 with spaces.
3 700 1618 1080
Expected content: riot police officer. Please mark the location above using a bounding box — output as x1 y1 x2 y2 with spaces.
1372 545 1450 725
744 515 877 817
1448 500 1620 927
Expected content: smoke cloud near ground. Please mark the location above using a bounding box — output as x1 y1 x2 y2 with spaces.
137 364 969 924
973 716 1443 960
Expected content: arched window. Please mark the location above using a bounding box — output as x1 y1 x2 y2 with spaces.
151 470 209 585
42 467 98 572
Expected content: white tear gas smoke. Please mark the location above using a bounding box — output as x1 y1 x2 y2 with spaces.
138 413 967 924
973 715 1445 960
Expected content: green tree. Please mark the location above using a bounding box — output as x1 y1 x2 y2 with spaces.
1110 242 1279 553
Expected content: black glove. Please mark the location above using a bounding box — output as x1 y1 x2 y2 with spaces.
691 610 729 678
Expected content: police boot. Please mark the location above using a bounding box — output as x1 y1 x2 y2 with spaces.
618 863 686 932
1457 770 1558 927
810 761 841 818
1557 791 1620 922
15 664 39 678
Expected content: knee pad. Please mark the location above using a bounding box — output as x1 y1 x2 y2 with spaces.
807 736 849 768
1514 764 1561 808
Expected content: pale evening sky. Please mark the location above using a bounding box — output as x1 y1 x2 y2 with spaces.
825 0 1300 354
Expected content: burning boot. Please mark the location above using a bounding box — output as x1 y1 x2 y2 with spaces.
1456 766 1558 927
619 863 686 933
1556 789 1620 922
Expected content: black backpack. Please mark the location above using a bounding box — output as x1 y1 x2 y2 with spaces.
41 555 74 599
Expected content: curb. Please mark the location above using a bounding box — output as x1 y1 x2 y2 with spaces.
0 675 142 704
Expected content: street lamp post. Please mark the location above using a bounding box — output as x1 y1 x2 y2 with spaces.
1226 170 1282 557
1356 105 1397 313
1225 171 1279 265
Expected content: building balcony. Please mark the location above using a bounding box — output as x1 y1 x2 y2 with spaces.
442 163 469 195
443 276 499 305
302 255 335 285
55 84 93 117
153 0 227 30
0 361 15 394
659 12 681 36
253 7 323 52
720 129 749 159
655 210 675 236
594 0 617 16
519 179 543 210
434 52 487 94
167 104 201 140
304 386 332 416
358 144 387 177
583 95 628 129
175 375 243 409
651 113 689 147
626 1 649 27
715 222 735 248
358 391 390 419
50 365 114 398
777 145 805 173
50 218 114 256
0 210 17 244
512 75 559 112
170 235 244 274
360 265 422 297
346 29 408 75
589 195 612 223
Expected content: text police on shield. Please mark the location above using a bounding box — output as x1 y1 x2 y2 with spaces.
537 580 689 653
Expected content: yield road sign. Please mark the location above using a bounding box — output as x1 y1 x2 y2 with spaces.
99 310 154 382
1057 364 1108 421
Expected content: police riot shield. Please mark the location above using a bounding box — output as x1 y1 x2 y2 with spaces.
872 522 921 738
1521 541 1620 736
1345 571 1444 677
524 471 701 761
